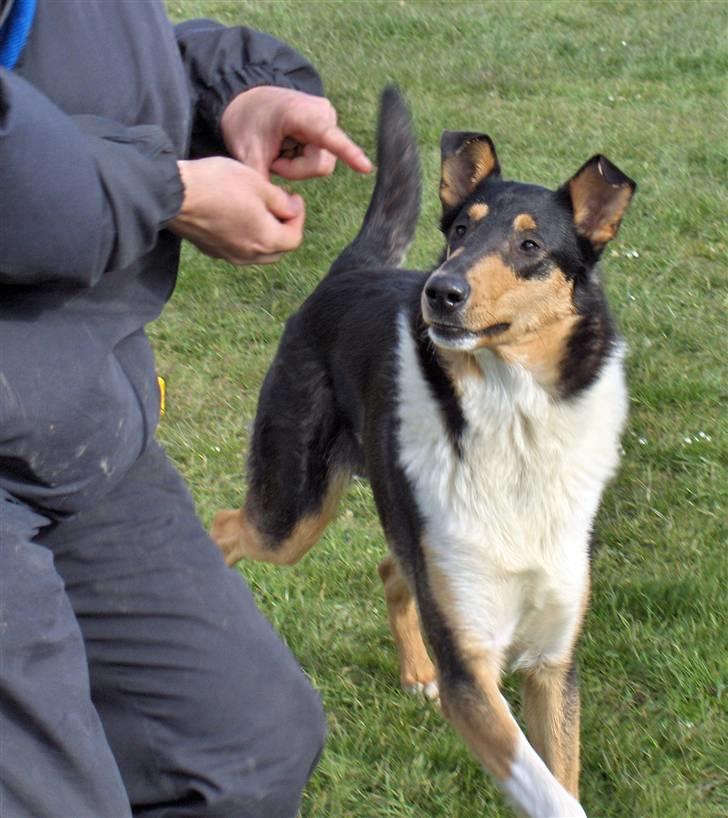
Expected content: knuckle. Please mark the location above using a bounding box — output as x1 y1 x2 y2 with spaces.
248 239 270 258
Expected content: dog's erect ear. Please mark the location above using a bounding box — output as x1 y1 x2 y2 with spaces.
439 131 500 213
562 155 636 251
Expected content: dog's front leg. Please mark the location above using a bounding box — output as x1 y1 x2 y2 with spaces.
438 655 586 818
419 563 587 817
522 660 581 798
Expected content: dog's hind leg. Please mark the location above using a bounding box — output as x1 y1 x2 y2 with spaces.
521 660 581 797
211 466 350 566
377 554 438 698
211 348 355 567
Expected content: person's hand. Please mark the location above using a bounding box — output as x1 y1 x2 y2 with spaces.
169 157 305 265
220 86 372 180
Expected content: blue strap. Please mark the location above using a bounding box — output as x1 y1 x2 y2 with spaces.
0 0 36 70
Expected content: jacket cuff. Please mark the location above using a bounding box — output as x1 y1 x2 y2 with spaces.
73 116 186 268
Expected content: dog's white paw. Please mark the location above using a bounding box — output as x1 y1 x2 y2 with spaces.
405 679 440 701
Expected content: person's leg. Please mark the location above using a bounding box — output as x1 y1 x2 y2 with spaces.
43 441 326 818
0 491 132 818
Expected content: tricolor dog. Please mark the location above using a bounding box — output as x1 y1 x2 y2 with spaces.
212 88 635 817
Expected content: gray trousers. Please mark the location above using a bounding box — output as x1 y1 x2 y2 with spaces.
0 442 326 818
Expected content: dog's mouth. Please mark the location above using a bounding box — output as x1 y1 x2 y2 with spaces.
427 321 511 350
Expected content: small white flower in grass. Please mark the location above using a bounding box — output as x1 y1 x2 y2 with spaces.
638 437 647 446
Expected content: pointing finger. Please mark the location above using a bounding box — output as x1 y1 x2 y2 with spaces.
314 124 372 174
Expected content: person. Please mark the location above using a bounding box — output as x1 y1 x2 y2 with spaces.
0 1 371 816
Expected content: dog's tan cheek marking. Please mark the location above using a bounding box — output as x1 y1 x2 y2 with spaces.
425 557 517 781
497 267 578 388
468 202 490 222
513 212 537 232
462 255 518 330
210 470 349 567
501 314 579 390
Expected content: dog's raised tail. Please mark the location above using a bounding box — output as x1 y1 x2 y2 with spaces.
329 86 421 274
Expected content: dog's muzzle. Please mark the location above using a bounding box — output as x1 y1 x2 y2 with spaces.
422 271 470 323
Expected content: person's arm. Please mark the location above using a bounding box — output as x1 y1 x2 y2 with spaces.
175 19 371 176
170 19 371 265
175 19 324 159
0 69 183 287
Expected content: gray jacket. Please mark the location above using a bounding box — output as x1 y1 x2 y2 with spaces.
0 1 322 515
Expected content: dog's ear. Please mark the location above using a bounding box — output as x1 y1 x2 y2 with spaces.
439 131 500 214
562 155 636 251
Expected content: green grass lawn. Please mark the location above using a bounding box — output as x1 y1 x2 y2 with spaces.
159 2 727 815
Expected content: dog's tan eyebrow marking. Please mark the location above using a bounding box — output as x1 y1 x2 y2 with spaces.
513 213 537 231
468 202 490 222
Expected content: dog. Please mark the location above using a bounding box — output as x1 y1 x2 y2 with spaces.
211 87 635 818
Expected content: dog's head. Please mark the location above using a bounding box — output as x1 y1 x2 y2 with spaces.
422 132 636 363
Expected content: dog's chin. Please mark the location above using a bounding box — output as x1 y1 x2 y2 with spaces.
427 322 511 352
427 324 481 352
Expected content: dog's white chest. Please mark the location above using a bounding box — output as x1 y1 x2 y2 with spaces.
395 315 627 666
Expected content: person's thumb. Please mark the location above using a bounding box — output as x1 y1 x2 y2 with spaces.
265 185 304 223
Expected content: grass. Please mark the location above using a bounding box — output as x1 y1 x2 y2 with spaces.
158 2 727 815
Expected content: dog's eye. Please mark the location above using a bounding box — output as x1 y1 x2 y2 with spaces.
454 224 467 239
520 239 540 252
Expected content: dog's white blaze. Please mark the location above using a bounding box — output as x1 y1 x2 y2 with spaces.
504 733 587 818
396 313 627 667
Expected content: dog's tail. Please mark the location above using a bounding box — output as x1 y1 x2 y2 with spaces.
329 86 421 274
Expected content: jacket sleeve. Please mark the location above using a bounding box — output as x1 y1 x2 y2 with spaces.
0 69 184 287
175 20 324 158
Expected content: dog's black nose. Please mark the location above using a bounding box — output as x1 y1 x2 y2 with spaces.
424 274 470 314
